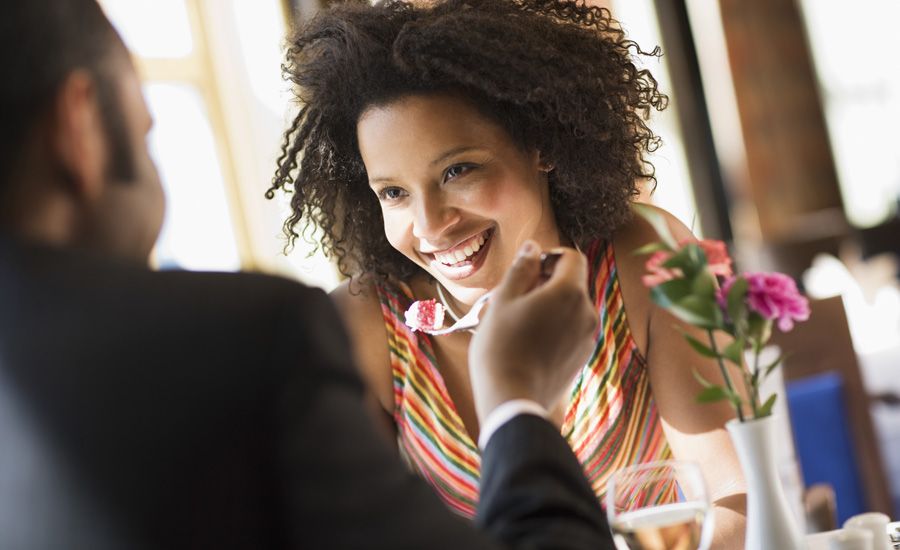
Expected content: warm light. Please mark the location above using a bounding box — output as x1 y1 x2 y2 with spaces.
804 253 900 355
611 1 701 235
145 83 241 271
98 0 194 58
230 0 291 118
800 0 900 228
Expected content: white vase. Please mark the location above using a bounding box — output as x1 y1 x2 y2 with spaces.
727 416 805 550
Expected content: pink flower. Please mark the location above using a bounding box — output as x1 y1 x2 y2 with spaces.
642 250 682 287
697 239 733 278
642 239 733 287
719 272 810 332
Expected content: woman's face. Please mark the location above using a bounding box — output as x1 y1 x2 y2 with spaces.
357 94 562 305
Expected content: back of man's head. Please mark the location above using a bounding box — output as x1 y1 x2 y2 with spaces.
0 0 126 189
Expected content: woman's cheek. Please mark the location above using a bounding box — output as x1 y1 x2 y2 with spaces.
382 215 416 259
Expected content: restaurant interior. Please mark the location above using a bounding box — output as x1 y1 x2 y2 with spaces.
95 0 900 541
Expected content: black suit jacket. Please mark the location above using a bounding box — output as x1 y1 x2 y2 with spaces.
0 236 613 549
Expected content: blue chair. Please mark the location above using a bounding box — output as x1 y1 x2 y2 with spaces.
787 372 867 524
772 296 895 521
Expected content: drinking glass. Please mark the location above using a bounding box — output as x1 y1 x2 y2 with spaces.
606 460 714 550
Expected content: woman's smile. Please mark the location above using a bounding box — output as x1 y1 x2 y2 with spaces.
422 227 495 282
357 94 562 305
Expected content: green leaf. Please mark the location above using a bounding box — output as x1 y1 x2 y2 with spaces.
693 370 745 413
763 353 785 377
757 393 778 417
684 243 707 276
727 391 745 412
650 279 693 308
665 304 717 329
692 369 714 388
662 244 706 279
668 295 724 330
720 384 744 410
696 386 729 403
633 241 672 256
633 203 677 249
684 334 719 358
726 277 749 325
691 272 717 301
722 338 745 366
747 314 773 344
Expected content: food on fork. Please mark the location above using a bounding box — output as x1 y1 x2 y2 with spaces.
404 252 563 335
404 299 446 333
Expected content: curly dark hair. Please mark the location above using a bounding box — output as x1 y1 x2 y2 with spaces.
267 0 667 283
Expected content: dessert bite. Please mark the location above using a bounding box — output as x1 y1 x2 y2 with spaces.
404 299 446 333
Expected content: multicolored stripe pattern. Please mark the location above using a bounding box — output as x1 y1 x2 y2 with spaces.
375 240 673 518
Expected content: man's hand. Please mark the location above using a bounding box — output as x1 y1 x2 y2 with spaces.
469 240 598 422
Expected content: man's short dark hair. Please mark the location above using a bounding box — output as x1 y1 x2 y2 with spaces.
0 0 134 188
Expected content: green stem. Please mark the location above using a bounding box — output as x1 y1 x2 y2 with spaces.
750 343 762 416
707 329 745 422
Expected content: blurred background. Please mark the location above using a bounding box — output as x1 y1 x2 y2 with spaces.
98 0 900 526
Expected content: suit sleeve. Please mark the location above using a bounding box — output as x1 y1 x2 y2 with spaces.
275 286 614 550
477 414 616 549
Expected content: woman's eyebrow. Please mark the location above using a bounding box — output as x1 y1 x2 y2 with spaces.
368 146 484 185
368 175 395 185
429 146 481 167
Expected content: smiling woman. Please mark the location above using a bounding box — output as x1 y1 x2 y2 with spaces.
357 94 559 306
269 0 748 546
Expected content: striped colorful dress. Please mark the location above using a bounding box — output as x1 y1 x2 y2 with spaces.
374 239 674 517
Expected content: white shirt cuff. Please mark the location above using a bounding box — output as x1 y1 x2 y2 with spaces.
477 399 549 450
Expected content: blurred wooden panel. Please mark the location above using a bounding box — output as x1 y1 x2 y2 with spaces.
718 0 848 245
654 0 733 242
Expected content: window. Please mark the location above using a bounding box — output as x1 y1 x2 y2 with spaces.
99 0 341 288
610 0 702 234
800 0 900 228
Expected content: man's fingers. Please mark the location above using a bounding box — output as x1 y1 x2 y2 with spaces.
537 248 589 294
494 240 542 302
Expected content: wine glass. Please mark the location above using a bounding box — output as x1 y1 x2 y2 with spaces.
606 460 714 550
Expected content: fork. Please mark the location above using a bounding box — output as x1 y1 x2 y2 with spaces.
423 251 562 336
423 291 492 336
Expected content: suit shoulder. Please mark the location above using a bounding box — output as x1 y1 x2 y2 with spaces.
118 269 336 348
150 269 322 312
153 270 358 378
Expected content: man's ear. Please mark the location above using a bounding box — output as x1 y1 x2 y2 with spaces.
49 70 108 200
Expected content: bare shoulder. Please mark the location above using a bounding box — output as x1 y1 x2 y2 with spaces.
330 278 393 411
330 278 382 324
612 204 696 355
613 203 694 252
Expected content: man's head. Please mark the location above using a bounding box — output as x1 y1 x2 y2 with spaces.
0 0 165 262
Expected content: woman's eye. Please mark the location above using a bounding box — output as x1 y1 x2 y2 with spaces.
377 187 407 202
443 164 475 182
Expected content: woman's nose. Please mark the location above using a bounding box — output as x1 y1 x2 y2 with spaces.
411 193 460 241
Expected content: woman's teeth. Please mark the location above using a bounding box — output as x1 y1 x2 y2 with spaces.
435 232 487 266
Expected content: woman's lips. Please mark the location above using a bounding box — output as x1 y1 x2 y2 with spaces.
427 228 493 281
432 229 490 266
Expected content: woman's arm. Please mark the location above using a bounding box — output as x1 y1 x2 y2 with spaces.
614 204 747 549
